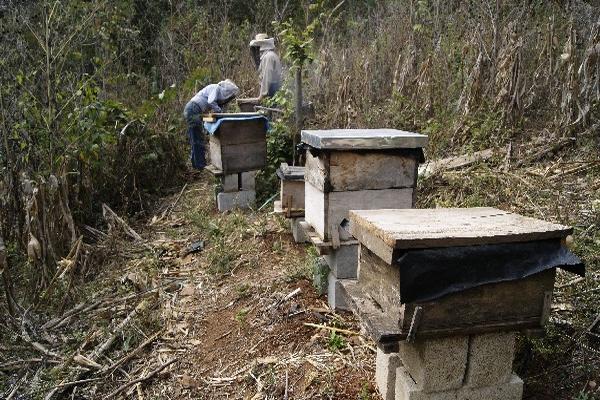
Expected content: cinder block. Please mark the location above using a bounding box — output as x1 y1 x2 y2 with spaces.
217 190 255 212
395 367 523 400
327 272 352 310
221 174 239 192
465 332 516 388
398 336 468 393
290 218 309 243
395 367 456 400
376 348 402 400
458 374 523 400
324 243 358 279
241 171 257 190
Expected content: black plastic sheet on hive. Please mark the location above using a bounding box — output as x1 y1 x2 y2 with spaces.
396 239 585 304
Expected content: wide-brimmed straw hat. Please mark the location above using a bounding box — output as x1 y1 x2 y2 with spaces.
249 33 275 50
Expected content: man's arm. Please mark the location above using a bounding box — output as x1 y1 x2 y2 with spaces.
206 86 222 113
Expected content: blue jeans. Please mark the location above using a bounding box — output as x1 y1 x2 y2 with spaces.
183 101 205 169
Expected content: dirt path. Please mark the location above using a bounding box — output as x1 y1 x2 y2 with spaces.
135 173 378 399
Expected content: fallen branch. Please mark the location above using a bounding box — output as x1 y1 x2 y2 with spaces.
155 183 188 223
0 358 59 371
303 323 360 336
419 148 496 178
6 371 28 400
90 299 150 361
54 377 102 389
268 288 301 310
102 203 143 241
44 300 152 400
41 299 103 330
104 358 178 399
100 329 162 375
30 341 63 360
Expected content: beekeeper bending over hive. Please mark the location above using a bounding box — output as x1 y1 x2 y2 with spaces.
183 79 239 169
249 33 282 101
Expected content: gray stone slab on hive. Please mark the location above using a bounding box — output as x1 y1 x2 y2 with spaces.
301 129 428 150
327 272 353 311
376 348 402 400
290 218 309 243
217 190 255 212
241 171 257 191
324 242 358 279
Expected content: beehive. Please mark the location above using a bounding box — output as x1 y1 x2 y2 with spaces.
343 207 584 348
301 129 428 241
275 163 305 217
208 117 267 174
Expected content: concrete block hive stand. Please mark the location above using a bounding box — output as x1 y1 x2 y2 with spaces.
341 207 584 400
299 129 428 310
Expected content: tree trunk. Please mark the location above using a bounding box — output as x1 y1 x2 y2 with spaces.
0 236 16 317
294 67 303 165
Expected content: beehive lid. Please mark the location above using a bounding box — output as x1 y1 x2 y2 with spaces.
301 129 428 150
276 163 305 181
349 207 573 264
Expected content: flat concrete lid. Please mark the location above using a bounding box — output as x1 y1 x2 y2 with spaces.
301 129 428 150
349 207 572 255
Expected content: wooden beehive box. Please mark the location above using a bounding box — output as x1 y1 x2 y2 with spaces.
274 163 305 217
344 207 581 348
301 129 428 241
207 115 267 174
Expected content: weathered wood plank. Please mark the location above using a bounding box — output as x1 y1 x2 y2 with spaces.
281 180 305 211
349 208 573 256
304 182 414 241
304 150 418 192
304 150 329 191
209 136 222 171
220 141 266 174
344 269 556 344
399 269 557 337
326 188 413 240
277 163 305 181
340 280 403 345
329 151 417 191
358 246 401 312
217 119 266 146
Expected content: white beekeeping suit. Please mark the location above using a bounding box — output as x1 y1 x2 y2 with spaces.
249 34 282 100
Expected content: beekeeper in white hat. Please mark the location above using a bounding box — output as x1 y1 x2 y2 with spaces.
249 33 282 100
183 79 240 169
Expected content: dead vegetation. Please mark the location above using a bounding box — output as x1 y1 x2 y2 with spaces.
0 173 378 399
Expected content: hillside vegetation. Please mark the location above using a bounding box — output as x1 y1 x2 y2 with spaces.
0 0 599 399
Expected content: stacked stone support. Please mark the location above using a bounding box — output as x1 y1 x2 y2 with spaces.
374 333 522 400
216 171 257 212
